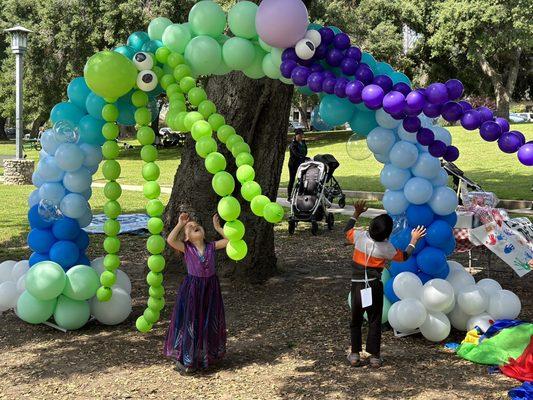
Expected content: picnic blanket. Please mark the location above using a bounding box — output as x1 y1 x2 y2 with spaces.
83 214 150 234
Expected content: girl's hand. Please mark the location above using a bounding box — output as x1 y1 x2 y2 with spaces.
411 226 427 242
213 213 222 230
178 213 189 225
353 200 368 217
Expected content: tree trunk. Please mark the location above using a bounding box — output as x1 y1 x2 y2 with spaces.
165 72 293 282
0 117 7 140
297 96 310 130
30 114 46 138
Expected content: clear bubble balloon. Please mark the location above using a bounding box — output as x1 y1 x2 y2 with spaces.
38 199 63 222
346 133 372 161
53 120 79 144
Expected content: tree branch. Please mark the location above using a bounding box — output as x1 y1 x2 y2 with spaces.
506 48 522 95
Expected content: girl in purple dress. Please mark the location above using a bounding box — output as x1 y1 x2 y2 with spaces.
164 212 228 373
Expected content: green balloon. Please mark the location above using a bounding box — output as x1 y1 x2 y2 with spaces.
104 254 120 271
270 47 283 68
263 202 284 223
167 52 186 68
148 295 165 311
63 265 99 301
243 45 266 79
218 196 241 222
102 140 120 159
226 239 248 261
236 165 255 183
232 141 251 158
149 285 165 298
205 152 227 174
142 162 160 181
184 111 204 132
148 217 164 235
147 235 166 255
226 134 244 150
25 261 66 301
212 171 235 197
143 307 160 324
102 122 119 140
184 36 222 76
222 37 255 71
236 152 254 167
104 200 121 219
104 181 122 201
17 291 57 324
104 236 121 254
137 126 155 145
251 195 270 217
155 47 170 65
166 83 182 97
198 100 217 119
223 220 245 241
136 316 152 333
162 23 191 53
102 160 121 180
258 37 272 52
382 268 391 285
228 1 258 39
280 76 293 85
147 199 165 217
147 271 163 287
217 125 236 143
141 145 158 162
208 113 225 130
188 87 207 107
148 255 166 272
102 104 119 122
84 51 137 99
135 107 152 125
241 181 262 201
191 120 212 141
262 53 282 79
53 295 90 330
174 64 192 82
180 76 196 93
100 271 117 287
195 136 218 158
171 111 188 132
96 286 112 302
143 181 161 199
104 219 120 236
160 74 176 89
189 1 227 38
148 17 172 40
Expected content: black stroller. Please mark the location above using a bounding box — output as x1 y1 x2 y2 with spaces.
288 154 346 235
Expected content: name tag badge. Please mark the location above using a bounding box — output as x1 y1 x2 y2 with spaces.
361 287 373 308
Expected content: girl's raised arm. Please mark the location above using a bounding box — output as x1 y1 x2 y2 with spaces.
166 213 189 253
212 214 229 250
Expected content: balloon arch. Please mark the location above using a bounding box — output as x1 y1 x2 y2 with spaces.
23 0 531 332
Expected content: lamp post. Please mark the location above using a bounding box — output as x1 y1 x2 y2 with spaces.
4 26 31 160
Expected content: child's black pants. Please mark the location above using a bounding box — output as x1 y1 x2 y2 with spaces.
350 279 383 356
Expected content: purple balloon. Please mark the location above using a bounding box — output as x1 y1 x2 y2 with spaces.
498 132 522 153
393 83 411 97
423 103 442 118
382 91 406 115
282 48 298 62
322 77 337 94
362 84 384 109
308 72 325 92
403 116 421 133
299 58 314 67
280 60 298 79
445 79 464 100
495 117 510 133
319 27 335 45
291 66 310 86
346 80 364 103
333 33 350 50
334 78 349 98
314 44 328 59
426 83 449 105
417 128 435 146
391 111 407 120
509 130 526 146
517 142 533 166
429 140 447 158
461 110 482 130
479 121 502 142
310 63 324 73
323 71 336 80
405 90 425 115
477 106 493 123
444 145 460 162
458 101 472 112
345 47 362 62
340 58 358 76
441 101 463 122
373 75 393 93
355 65 374 85
256 0 309 49
326 48 344 67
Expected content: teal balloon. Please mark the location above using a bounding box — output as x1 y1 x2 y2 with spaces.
127 31 150 51
142 39 163 54
53 295 90 330
307 23 323 31
349 109 378 136
85 92 106 120
297 86 314 96
17 291 57 324
78 115 105 146
390 71 412 86
382 268 391 285
114 45 136 60
374 62 395 76
361 52 377 71
148 17 172 41
355 102 370 112
319 95 355 126
50 102 86 126
148 84 165 99
67 77 91 111
184 35 222 76
328 26 342 34
116 93 137 126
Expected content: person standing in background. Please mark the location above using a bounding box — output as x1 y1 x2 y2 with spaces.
287 128 308 201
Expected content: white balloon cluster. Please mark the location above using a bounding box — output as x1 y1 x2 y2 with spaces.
0 260 29 313
388 260 522 342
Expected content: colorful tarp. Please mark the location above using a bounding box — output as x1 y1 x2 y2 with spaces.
500 336 533 382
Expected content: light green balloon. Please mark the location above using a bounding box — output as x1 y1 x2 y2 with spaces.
191 120 212 141
271 47 284 68
280 76 293 85
231 141 251 158
148 17 173 41
241 181 261 202
25 261 66 301
53 295 90 330
184 36 222 76
208 113 225 130
258 37 272 53
251 195 270 217
162 24 191 54
243 45 267 79
205 152 227 174
223 220 245 241
214 58 232 76
136 316 153 333
84 51 138 99
228 1 258 39
212 171 235 197
63 265 100 301
382 268 391 285
226 239 248 261
188 1 227 38
263 202 284 223
236 152 254 167
262 53 281 79
236 164 255 183
184 111 205 132
195 136 218 158
17 291 56 324
218 196 241 222
226 134 244 150
222 37 255 71
217 125 236 143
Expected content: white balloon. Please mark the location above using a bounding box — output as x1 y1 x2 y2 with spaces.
457 284 489 315
420 311 451 342
446 270 475 293
0 281 18 311
304 30 322 47
448 302 470 331
295 38 316 60
442 295 456 314
91 257 105 275
90 287 132 325
476 278 503 298
16 274 26 294
466 313 494 333
447 260 465 274
393 272 423 300
388 301 409 332
395 298 427 330
11 260 29 282
115 269 132 294
420 279 455 312
0 261 17 283
487 289 521 320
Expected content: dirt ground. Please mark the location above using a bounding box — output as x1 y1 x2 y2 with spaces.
0 223 531 400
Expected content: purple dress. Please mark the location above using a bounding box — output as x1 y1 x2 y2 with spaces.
163 242 226 369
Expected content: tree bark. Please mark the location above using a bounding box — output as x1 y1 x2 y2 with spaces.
0 117 7 141
165 72 293 282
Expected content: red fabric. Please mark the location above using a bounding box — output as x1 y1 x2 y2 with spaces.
500 336 533 382
454 228 477 253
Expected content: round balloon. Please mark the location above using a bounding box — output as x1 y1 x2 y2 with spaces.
90 287 132 325
84 51 138 99
53 295 90 330
16 291 57 324
25 261 66 300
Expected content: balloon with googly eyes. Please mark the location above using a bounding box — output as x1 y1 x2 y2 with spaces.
137 70 158 92
304 30 322 48
133 52 154 71
295 39 315 60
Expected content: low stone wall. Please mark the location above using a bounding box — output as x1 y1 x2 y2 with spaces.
3 159 34 185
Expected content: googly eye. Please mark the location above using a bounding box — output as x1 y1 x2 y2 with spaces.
133 52 154 71
305 30 322 47
137 70 158 92
295 39 316 60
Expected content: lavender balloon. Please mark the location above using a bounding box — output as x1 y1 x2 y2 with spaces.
444 146 460 162
498 132 522 153
417 128 435 146
445 79 464 100
322 77 337 94
326 48 344 67
280 60 298 79
333 33 350 50
345 47 362 62
319 27 335 45
517 142 533 166
340 58 358 76
461 110 482 130
362 84 384 109
382 91 406 115
495 117 510 133
346 81 364 103
429 140 447 158
256 0 309 48
291 66 310 86
426 83 449 105
334 78 349 98
373 75 393 93
441 102 463 122
355 65 374 85
403 116 421 133
479 121 502 142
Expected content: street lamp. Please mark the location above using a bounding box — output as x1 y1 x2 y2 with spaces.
4 26 32 160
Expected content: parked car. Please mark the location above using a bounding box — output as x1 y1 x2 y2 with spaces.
509 113 527 123
288 120 306 132
156 127 186 148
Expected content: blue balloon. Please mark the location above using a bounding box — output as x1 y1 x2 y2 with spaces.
28 228 56 253
67 77 91 111
29 252 50 267
380 164 411 191
75 230 89 250
52 217 81 241
361 52 377 71
374 62 394 76
375 108 401 129
116 96 137 126
390 256 418 276
55 143 84 172
431 168 449 187
383 190 409 215
437 212 458 227
417 271 433 284
78 115 105 146
49 240 80 270
404 177 434 205
429 186 458 216
28 189 41 208
390 227 425 254
60 193 89 220
366 127 396 154
50 102 86 125
390 71 411 86
389 141 419 169
40 129 60 155
384 278 399 303
76 208 93 229
39 182 66 205
63 167 92 193
79 143 103 168
319 95 355 126
37 156 65 182
417 247 447 275
397 125 418 143
81 187 93 200
432 262 450 279
141 39 162 53
441 235 456 256
426 220 453 248
28 205 53 230
114 45 136 60
85 92 106 120
127 31 150 51
411 153 441 180
349 109 378 136
76 253 91 266
297 86 314 96
406 204 434 227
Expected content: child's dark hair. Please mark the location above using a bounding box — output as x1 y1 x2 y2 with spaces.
368 214 393 242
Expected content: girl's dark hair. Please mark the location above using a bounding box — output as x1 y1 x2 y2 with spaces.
368 214 394 242
294 128 304 136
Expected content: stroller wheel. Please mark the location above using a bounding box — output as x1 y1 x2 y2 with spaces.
338 196 346 209
311 221 319 236
288 220 296 235
326 213 334 230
